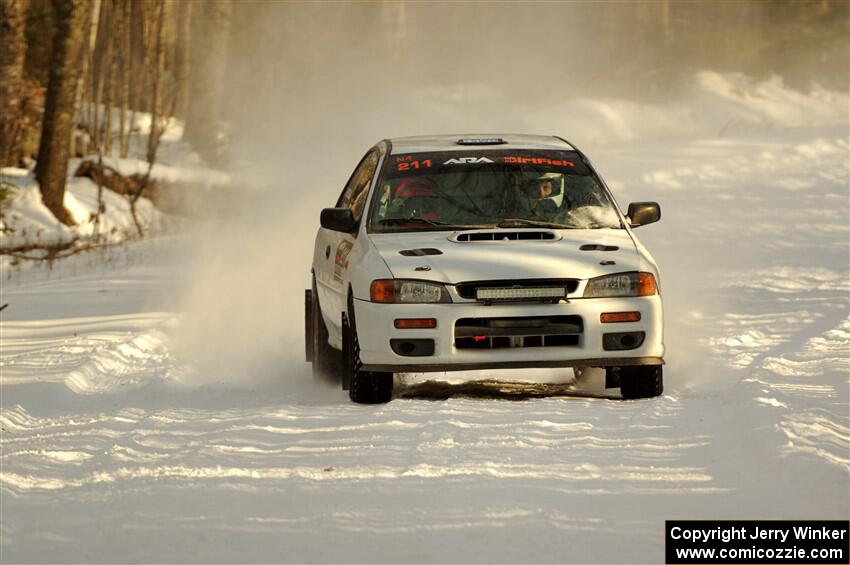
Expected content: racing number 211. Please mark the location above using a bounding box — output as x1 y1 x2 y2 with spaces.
397 160 432 171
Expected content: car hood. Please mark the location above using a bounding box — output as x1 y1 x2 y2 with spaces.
368 229 640 284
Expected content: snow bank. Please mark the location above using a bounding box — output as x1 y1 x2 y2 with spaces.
0 168 161 251
88 156 230 186
537 72 849 146
0 104 233 273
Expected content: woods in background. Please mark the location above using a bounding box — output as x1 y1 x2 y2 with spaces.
0 0 232 225
0 0 847 225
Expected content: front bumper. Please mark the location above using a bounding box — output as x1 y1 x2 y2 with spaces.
354 295 664 373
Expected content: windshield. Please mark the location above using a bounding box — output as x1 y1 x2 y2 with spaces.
368 150 622 233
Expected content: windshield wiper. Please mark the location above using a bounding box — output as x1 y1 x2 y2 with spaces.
380 218 489 229
497 218 572 229
497 218 615 230
380 217 452 226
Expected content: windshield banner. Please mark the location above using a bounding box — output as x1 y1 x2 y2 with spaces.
388 150 591 177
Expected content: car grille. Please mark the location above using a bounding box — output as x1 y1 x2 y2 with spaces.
455 279 579 300
454 315 583 349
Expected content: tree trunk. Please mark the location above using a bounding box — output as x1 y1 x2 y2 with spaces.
103 36 116 155
0 0 30 167
118 0 130 157
126 0 143 154
102 1 116 156
72 0 100 157
183 0 231 159
147 0 170 165
172 0 192 120
90 0 107 150
36 0 93 225
136 0 152 119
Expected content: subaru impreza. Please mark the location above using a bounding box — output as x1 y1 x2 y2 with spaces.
306 135 663 403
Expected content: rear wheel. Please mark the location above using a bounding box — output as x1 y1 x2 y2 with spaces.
309 278 340 381
344 293 393 404
619 365 663 399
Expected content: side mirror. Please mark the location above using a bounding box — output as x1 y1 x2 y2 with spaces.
320 207 356 233
627 202 661 228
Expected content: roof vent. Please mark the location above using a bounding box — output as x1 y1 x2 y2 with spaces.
456 138 506 146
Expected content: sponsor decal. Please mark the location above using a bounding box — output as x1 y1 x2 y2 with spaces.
386 150 588 178
503 156 575 167
443 157 495 165
333 240 354 283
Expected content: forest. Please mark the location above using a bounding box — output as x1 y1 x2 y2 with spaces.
1 0 232 242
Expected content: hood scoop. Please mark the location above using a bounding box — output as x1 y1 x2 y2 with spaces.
399 248 443 256
452 230 559 242
580 244 619 251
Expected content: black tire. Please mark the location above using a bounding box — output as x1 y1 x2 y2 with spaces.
619 365 663 399
310 278 340 381
344 293 393 404
305 289 313 362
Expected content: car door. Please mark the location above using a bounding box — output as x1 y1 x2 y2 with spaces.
314 147 382 345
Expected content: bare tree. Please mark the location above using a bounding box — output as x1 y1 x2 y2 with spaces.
0 0 30 167
101 1 116 155
147 0 173 165
172 0 192 120
36 0 93 225
89 0 108 150
183 0 231 159
72 0 100 156
118 0 131 157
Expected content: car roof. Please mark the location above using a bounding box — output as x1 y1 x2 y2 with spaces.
387 134 576 154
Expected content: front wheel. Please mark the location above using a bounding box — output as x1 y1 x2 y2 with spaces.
344 295 393 404
619 365 663 399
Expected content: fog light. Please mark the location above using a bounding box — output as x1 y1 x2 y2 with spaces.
600 311 641 323
394 318 437 329
603 331 645 351
390 339 435 357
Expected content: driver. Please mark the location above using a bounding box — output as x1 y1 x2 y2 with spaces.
528 176 559 216
536 178 555 200
393 178 442 221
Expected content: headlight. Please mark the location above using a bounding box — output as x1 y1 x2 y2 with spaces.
370 279 452 303
584 272 657 298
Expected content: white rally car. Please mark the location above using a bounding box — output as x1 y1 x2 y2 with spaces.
306 135 664 403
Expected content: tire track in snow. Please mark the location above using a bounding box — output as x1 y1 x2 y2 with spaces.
1 313 176 389
1 395 721 502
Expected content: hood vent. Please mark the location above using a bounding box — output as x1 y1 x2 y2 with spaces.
399 248 443 256
580 244 619 251
453 230 559 242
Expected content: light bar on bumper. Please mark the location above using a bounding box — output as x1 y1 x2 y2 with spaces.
476 286 566 301
584 272 657 298
370 279 452 303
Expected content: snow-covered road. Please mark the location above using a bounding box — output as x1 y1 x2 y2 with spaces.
2 78 848 563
